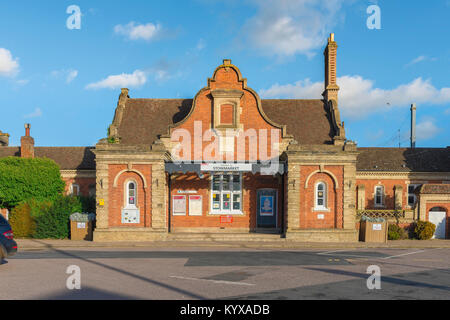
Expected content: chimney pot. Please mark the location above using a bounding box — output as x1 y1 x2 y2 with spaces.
25 123 31 137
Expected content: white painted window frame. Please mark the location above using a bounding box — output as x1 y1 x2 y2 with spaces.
407 184 420 207
314 181 329 212
374 185 385 207
125 180 138 209
210 173 243 215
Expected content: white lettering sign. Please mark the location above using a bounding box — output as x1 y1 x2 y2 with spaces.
201 163 252 172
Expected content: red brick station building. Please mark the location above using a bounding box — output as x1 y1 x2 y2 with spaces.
1 35 450 241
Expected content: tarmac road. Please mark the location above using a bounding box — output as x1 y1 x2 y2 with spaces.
1 246 449 300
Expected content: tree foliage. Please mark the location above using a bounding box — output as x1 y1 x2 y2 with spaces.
0 157 65 209
34 195 83 239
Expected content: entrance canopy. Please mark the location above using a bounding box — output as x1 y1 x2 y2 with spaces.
165 162 286 175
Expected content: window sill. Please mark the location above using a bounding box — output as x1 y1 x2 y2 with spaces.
208 211 244 216
313 207 330 212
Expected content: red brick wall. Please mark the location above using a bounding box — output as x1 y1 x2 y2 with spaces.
108 164 152 228
299 165 344 229
356 179 446 210
63 177 96 197
168 66 282 162
220 104 234 125
170 173 282 230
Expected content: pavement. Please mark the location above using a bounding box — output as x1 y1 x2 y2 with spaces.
15 238 450 250
2 245 450 300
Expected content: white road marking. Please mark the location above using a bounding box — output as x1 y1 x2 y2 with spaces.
318 248 446 260
317 250 351 255
318 250 383 259
170 275 255 286
382 248 442 260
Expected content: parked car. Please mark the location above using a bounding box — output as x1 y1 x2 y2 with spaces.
0 215 18 261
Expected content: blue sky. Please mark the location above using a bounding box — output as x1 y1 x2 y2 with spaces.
0 0 449 148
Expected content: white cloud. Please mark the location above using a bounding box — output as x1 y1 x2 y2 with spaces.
408 55 426 65
15 79 29 86
66 70 78 83
416 118 440 141
114 22 162 41
51 69 79 83
86 70 147 90
24 108 42 119
405 55 437 67
0 48 19 76
196 38 206 51
260 76 450 118
242 0 347 56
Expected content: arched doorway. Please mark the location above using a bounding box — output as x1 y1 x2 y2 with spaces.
429 207 447 239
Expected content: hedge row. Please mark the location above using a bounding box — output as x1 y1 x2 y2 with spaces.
388 221 436 240
9 195 95 239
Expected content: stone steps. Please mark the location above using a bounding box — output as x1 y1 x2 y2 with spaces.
165 233 284 242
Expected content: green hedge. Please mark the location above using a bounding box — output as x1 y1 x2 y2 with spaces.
34 195 83 239
388 224 408 240
0 157 65 209
9 195 95 239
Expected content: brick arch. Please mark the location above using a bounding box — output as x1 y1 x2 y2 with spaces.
302 172 342 229
110 170 149 228
113 168 148 189
429 206 448 212
304 170 339 190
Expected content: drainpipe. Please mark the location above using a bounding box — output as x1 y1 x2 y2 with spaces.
168 173 172 233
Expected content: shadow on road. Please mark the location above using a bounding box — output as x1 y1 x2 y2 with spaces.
26 240 207 300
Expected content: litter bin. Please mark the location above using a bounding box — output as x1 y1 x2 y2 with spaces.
70 213 96 241
359 216 388 243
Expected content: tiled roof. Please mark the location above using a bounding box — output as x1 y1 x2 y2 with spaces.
262 99 335 145
117 98 335 146
0 147 95 170
357 147 450 172
419 184 450 194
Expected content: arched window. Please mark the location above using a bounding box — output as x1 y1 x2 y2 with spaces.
374 185 384 207
126 181 137 207
315 182 327 210
70 184 79 196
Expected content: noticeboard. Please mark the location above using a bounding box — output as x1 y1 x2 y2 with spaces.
259 196 274 216
172 195 187 216
189 195 203 216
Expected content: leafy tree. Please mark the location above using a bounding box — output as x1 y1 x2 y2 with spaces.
0 157 65 209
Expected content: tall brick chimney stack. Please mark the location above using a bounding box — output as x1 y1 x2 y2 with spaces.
20 123 35 158
323 33 340 103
